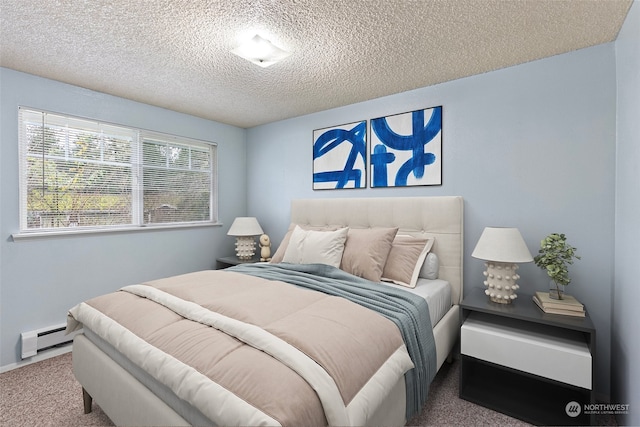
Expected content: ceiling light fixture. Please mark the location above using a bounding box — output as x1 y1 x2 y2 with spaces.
231 35 290 68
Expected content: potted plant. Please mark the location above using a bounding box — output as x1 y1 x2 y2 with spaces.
534 233 580 300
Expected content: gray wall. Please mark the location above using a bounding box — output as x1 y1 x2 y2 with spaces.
613 1 640 425
247 43 617 399
0 69 247 368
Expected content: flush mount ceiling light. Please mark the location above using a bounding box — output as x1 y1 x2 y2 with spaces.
231 35 290 68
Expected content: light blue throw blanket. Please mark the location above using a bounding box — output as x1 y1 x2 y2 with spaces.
228 262 436 420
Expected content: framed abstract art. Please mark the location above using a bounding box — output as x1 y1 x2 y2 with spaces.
312 120 367 190
370 106 442 188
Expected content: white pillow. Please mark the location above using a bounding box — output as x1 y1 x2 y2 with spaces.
420 252 440 280
282 226 349 268
270 223 341 264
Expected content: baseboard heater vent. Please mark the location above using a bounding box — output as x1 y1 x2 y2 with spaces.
21 323 82 359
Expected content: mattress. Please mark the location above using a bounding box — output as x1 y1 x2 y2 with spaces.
379 278 452 327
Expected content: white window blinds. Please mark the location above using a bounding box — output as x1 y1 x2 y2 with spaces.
141 132 215 224
18 108 217 233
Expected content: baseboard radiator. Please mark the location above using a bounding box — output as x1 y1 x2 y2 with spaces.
21 323 82 359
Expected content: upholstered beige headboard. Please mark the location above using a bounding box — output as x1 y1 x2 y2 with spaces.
290 196 464 305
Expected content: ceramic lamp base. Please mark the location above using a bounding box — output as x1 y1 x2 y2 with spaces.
235 236 257 260
483 261 521 304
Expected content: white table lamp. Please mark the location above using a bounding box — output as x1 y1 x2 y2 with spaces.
227 217 264 260
472 227 533 304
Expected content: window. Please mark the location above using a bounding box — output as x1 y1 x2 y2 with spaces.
18 108 217 234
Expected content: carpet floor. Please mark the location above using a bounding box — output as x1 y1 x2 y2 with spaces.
0 351 615 426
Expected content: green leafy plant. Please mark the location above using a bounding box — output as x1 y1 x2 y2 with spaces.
534 233 580 299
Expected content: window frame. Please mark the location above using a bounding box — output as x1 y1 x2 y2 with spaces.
14 107 220 240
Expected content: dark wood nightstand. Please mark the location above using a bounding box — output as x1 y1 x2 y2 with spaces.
459 287 596 426
216 256 260 269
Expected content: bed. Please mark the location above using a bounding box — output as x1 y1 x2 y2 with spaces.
68 196 464 426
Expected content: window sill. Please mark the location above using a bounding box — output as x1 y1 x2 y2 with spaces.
11 221 223 241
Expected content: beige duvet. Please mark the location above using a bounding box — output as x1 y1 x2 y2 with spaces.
67 270 414 426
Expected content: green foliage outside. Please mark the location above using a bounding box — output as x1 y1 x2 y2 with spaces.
25 124 210 228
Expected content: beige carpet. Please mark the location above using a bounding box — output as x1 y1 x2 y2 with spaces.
1 351 112 426
0 350 613 426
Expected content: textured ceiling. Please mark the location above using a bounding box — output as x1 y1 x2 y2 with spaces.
0 0 632 128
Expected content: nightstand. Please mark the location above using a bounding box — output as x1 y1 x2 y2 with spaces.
216 256 259 269
459 287 596 426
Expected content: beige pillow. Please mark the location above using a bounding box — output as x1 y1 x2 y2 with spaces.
282 226 349 268
271 223 340 263
340 227 398 282
382 235 435 288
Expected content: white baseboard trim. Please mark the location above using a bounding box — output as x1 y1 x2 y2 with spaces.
0 343 72 374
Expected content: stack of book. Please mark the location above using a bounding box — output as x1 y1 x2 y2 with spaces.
533 291 585 317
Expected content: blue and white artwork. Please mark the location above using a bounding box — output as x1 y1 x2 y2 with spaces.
313 121 367 190
370 106 442 188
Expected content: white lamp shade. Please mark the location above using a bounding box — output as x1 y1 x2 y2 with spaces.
227 217 263 236
472 227 533 263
